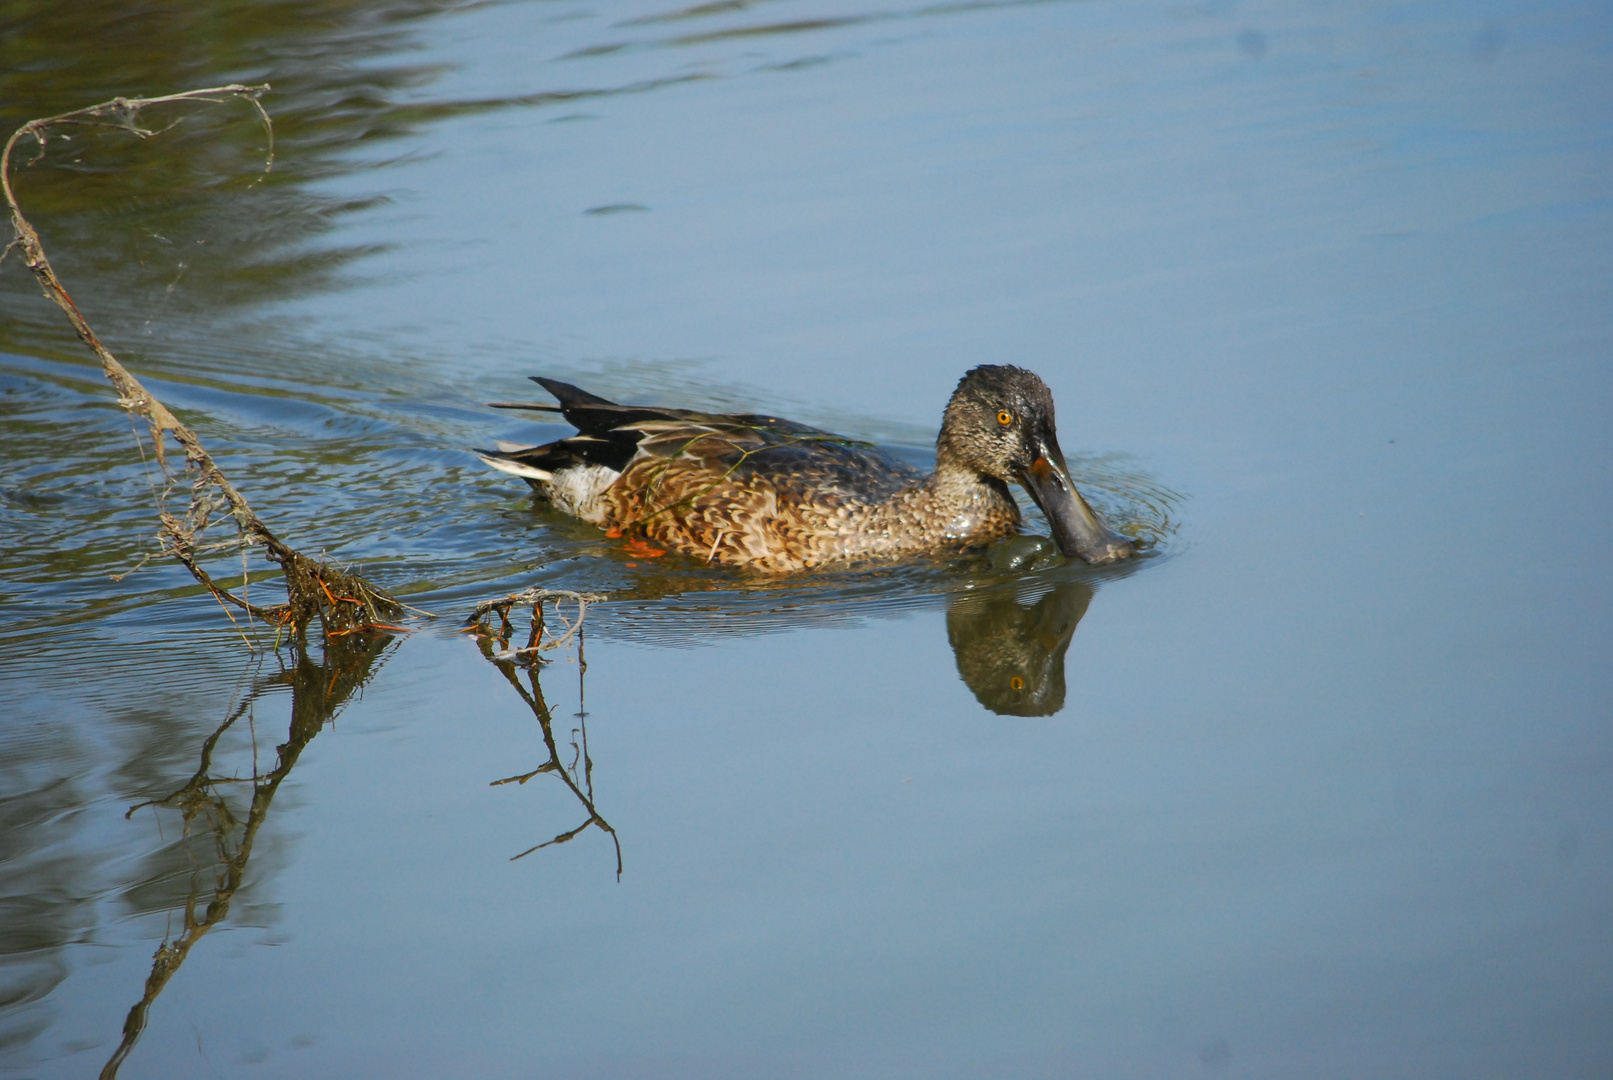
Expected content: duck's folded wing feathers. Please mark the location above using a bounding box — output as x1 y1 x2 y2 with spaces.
475 429 636 478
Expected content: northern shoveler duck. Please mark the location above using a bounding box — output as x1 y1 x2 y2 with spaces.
476 365 1136 573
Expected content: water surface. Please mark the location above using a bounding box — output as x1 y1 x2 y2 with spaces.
2 0 1610 1076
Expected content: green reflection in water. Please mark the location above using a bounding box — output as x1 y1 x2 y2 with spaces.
0 0 465 341
0 0 765 645
0 0 707 374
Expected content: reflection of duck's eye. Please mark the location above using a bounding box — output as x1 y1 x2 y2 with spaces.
997 410 1013 426
1009 676 1024 691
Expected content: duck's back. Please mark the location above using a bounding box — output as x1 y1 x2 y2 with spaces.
609 415 928 570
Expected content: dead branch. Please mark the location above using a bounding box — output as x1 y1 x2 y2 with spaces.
463 587 605 660
2 86 406 640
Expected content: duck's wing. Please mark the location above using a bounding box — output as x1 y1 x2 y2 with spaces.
479 378 921 503
477 378 699 480
531 377 847 445
620 414 923 510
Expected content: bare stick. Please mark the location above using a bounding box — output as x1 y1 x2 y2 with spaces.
464 588 605 659
3 86 407 639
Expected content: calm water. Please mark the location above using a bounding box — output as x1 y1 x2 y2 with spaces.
2 0 1610 1076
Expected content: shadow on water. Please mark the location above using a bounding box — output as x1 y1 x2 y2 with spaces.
79 550 1102 1075
542 533 1152 717
75 548 1102 1075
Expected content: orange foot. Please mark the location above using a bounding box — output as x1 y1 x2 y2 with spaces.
624 537 667 558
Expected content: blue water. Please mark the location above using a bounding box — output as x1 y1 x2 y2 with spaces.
1 0 1610 1076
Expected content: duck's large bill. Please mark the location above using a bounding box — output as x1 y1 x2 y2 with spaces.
1018 448 1136 565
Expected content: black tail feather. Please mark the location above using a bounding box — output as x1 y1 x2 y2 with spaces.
531 377 619 408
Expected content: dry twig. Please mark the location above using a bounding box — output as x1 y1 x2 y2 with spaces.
463 587 605 661
2 85 406 639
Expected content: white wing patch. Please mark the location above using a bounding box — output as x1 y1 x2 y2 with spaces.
477 453 552 481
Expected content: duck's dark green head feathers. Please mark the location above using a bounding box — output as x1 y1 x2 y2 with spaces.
940 365 1136 566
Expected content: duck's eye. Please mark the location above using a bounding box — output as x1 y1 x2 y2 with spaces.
1009 676 1025 691
997 410 1013 426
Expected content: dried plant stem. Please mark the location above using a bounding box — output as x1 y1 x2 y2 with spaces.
464 588 605 660
3 86 405 639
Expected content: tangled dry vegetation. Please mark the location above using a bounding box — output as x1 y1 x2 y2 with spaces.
3 85 411 642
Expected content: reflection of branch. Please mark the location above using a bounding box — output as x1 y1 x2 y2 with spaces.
99 635 394 1080
467 591 621 877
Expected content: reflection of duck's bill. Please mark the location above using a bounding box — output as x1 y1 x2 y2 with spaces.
1018 448 1136 565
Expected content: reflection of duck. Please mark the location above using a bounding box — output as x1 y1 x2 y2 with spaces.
947 580 1094 716
477 366 1135 573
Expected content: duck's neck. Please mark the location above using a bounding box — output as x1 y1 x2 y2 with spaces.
908 459 1021 546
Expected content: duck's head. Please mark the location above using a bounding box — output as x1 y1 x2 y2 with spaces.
939 365 1136 566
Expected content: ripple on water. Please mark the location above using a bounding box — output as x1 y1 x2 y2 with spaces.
1 348 1181 665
